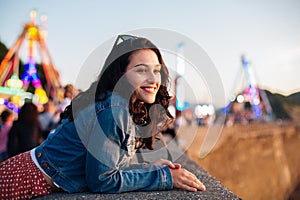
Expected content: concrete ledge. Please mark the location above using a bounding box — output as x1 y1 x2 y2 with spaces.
37 145 241 200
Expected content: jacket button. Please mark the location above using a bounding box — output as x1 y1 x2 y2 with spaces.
37 153 42 158
42 162 49 169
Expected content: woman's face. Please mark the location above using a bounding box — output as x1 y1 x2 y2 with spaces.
126 49 161 104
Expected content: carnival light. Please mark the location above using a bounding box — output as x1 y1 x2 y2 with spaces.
0 86 24 96
2 98 20 113
195 104 215 117
11 95 21 105
35 88 48 104
237 95 244 103
175 43 188 113
30 10 37 20
241 56 262 118
28 26 39 40
22 62 42 88
6 73 23 89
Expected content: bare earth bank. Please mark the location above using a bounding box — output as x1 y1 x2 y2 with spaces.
177 121 300 200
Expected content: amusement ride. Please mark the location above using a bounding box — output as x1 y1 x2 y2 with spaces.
0 10 61 113
224 55 273 124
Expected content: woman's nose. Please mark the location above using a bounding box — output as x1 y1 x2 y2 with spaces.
146 71 157 83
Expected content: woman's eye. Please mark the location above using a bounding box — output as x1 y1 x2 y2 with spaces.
154 69 161 74
136 68 147 73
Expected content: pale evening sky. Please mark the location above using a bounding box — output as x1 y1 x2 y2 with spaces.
0 0 299 105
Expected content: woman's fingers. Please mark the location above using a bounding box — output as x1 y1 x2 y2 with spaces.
173 163 181 169
165 161 181 169
182 173 206 191
176 177 205 192
197 181 206 191
170 168 206 192
167 162 176 169
189 178 206 191
177 182 198 192
152 159 180 169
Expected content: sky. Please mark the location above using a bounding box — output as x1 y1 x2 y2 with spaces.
0 0 300 105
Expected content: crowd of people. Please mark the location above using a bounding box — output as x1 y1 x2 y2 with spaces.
0 84 77 162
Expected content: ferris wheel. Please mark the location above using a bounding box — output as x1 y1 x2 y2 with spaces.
0 10 62 111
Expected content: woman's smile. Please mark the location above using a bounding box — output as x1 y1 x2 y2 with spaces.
141 86 157 93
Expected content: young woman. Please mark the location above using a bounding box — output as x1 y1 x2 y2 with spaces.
0 35 206 199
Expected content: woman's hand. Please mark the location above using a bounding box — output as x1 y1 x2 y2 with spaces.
151 159 181 169
150 159 205 192
170 168 206 192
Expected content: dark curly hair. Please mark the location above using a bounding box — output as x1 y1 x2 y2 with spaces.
61 35 173 150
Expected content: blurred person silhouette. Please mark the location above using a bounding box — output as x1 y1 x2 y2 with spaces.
57 84 76 113
0 110 13 162
0 35 206 199
38 99 60 139
7 102 42 158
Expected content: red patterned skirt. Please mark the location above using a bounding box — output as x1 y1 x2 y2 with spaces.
0 151 52 199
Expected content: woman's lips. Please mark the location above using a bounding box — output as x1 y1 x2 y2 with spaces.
141 87 156 93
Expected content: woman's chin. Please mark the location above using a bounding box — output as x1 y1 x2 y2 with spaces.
137 94 156 104
142 98 156 104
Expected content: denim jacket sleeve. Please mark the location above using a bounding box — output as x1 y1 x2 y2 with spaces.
83 102 173 193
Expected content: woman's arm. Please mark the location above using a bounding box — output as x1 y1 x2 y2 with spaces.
84 106 172 193
86 151 172 193
84 103 205 193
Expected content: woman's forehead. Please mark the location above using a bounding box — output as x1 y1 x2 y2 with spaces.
129 49 159 64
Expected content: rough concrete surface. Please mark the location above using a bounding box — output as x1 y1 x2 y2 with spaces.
37 142 241 200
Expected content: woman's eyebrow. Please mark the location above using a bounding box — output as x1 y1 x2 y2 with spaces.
133 63 161 68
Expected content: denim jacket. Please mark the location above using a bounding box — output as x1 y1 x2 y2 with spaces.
33 91 172 193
